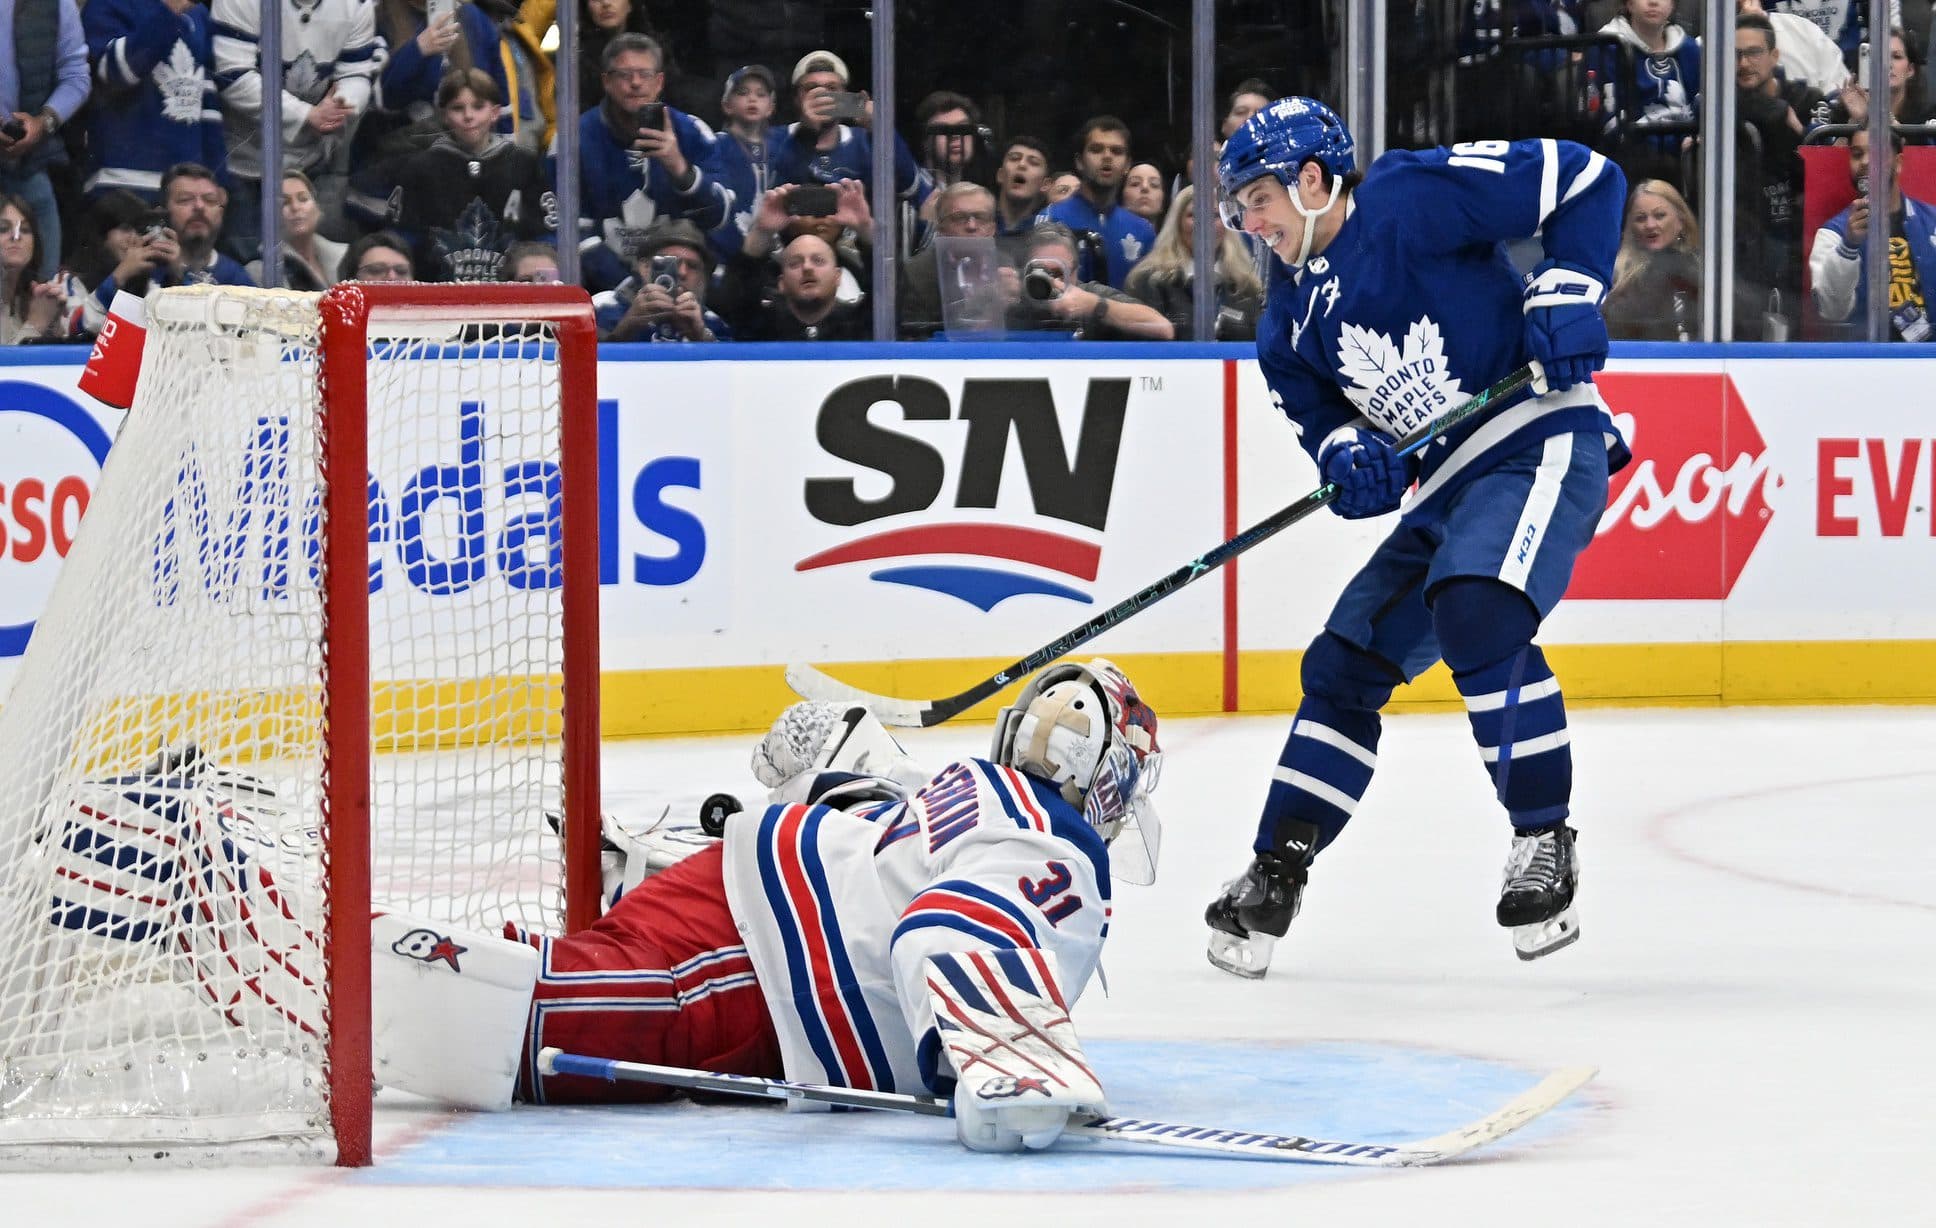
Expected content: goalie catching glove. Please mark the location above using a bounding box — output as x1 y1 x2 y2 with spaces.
924 949 1105 1153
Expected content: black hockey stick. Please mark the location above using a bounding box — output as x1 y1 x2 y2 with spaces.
536 1046 1593 1167
787 360 1545 727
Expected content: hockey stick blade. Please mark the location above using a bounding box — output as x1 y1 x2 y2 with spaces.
1063 1064 1595 1167
538 1047 1592 1167
786 361 1543 727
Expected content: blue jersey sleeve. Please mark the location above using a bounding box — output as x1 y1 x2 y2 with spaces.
1376 138 1624 286
1255 273 1364 464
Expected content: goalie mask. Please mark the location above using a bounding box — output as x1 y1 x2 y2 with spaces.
991 658 1163 884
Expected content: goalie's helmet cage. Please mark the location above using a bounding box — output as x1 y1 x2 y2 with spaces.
991 659 1163 882
1217 95 1356 229
0 284 602 1169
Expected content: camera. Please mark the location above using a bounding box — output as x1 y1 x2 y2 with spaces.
1022 258 1066 301
828 91 868 123
635 102 666 135
784 184 839 217
0 117 24 142
649 253 683 292
142 208 170 242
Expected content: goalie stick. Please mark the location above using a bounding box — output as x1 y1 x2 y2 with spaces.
536 1047 1593 1167
787 361 1545 726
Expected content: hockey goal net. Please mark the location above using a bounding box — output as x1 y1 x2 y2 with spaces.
0 284 602 1166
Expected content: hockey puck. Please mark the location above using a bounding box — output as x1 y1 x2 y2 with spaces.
699 792 743 838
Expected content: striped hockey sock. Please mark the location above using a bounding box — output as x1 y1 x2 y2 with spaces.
1252 698 1380 854
1455 645 1572 829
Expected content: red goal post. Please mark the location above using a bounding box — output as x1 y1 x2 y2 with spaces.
0 282 602 1168
317 283 603 1165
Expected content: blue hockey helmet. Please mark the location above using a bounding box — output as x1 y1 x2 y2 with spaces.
1216 96 1356 231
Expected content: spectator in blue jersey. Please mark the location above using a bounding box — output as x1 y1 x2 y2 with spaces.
1043 115 1157 289
994 135 1051 235
557 32 728 292
212 0 379 263
1204 98 1629 976
0 0 89 281
705 64 785 263
594 219 728 341
774 50 933 243
81 161 255 334
1809 126 1936 339
79 0 228 207
573 0 662 113
1599 0 1701 186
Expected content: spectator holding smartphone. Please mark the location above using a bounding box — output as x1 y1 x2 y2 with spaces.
556 32 728 291
717 178 871 331
81 161 254 333
738 233 870 340
1809 126 1936 339
774 50 932 246
593 219 728 341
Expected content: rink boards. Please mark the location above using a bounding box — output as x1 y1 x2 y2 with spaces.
0 342 1930 734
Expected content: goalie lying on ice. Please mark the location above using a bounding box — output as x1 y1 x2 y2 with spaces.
47 661 1163 1155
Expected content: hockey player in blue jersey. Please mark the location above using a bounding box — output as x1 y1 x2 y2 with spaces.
1202 97 1630 975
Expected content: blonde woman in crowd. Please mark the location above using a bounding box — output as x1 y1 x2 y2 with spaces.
1124 184 1262 340
1603 179 1701 341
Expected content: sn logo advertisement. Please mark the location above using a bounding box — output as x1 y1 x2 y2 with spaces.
795 374 1133 612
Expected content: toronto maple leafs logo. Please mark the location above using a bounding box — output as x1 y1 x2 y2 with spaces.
285 52 326 104
156 40 206 124
607 187 662 264
1334 317 1466 436
1119 232 1144 265
430 198 510 282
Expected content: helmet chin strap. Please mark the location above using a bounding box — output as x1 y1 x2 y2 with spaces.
1285 172 1343 269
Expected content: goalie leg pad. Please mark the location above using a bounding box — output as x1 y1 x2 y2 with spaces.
372 911 539 1111
924 949 1105 1152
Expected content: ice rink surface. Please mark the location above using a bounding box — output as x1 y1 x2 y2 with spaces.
9 705 1933 1226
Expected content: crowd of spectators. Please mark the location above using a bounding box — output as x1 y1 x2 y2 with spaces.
3 0 1931 347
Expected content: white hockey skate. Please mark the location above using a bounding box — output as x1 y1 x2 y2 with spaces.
1497 823 1581 961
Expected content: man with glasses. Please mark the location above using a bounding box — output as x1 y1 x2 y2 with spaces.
1734 12 1824 338
561 32 729 293
82 161 254 331
594 219 727 341
900 180 1000 338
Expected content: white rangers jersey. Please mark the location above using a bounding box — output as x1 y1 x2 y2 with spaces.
720 758 1110 1096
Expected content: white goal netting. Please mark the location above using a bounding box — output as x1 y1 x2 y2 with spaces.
0 285 596 1164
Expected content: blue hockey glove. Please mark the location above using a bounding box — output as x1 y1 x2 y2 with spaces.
1318 427 1412 519
1521 259 1609 393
